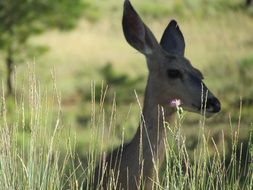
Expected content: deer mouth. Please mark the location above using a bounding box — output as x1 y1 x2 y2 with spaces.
194 97 221 115
191 103 212 115
192 101 221 117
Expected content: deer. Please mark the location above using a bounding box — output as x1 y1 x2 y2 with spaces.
92 0 221 189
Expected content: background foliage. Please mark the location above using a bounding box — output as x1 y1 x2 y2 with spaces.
0 0 252 189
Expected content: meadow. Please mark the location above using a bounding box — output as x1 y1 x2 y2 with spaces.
0 0 252 189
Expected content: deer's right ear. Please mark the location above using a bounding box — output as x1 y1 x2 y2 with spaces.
160 20 185 56
122 0 158 55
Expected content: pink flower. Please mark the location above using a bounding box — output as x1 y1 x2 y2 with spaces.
170 99 181 108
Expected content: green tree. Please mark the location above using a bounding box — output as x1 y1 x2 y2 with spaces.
0 0 85 96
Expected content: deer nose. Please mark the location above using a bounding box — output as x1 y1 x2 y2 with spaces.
206 97 221 113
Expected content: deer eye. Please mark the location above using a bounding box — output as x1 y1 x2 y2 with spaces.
167 69 182 79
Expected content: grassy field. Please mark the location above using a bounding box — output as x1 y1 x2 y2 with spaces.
0 0 253 189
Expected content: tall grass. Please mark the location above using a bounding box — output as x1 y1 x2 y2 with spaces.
0 64 85 189
0 66 252 189
84 86 252 189
162 110 253 190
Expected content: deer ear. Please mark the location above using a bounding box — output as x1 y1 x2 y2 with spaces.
160 20 185 56
122 0 158 55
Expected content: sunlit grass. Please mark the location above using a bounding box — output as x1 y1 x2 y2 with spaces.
0 65 85 189
0 64 252 189
85 88 253 189
0 1 252 189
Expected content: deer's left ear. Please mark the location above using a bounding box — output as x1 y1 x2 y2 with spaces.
160 20 185 56
122 0 159 55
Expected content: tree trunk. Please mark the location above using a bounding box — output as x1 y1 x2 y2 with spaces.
6 48 14 96
246 0 253 6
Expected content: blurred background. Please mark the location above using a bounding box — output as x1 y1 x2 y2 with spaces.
0 0 253 174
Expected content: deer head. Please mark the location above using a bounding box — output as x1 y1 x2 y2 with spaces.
123 0 221 116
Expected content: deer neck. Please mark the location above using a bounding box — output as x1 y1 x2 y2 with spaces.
132 77 175 166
